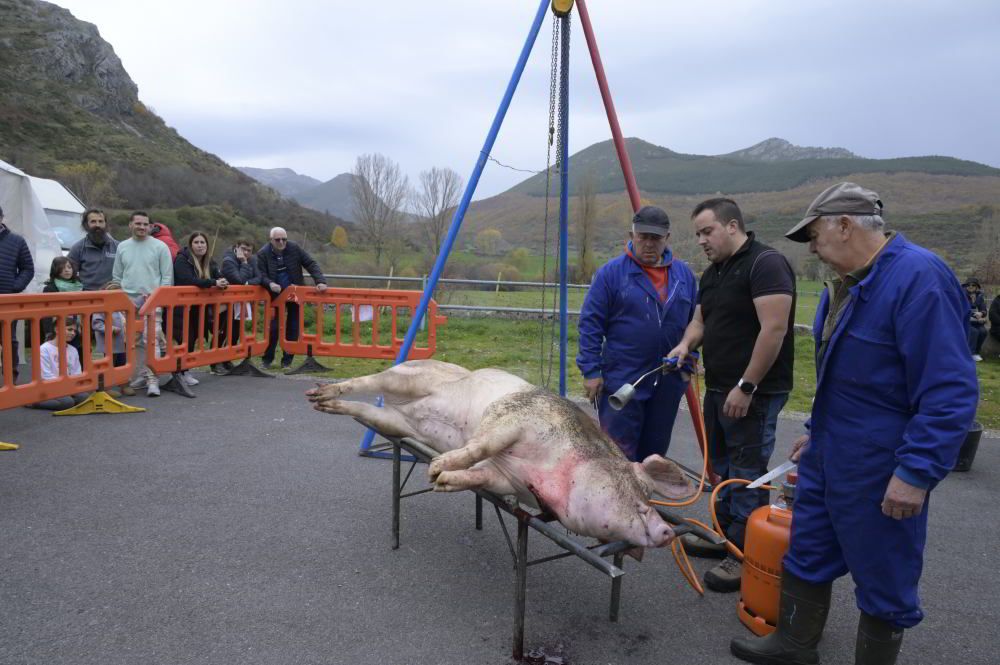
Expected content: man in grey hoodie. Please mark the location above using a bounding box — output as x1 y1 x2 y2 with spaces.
68 209 118 291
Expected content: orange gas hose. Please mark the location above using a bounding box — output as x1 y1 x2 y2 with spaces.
706 479 776 561
649 372 710 508
641 369 776 592
671 536 704 595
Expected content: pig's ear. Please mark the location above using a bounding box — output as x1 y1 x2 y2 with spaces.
635 454 693 500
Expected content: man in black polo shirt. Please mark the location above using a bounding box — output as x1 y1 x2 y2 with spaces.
667 197 796 592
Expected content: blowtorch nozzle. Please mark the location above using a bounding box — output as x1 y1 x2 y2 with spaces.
608 384 636 411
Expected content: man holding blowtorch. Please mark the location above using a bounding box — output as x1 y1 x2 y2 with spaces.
730 182 978 665
576 206 697 462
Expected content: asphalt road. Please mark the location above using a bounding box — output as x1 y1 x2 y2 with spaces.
0 371 996 665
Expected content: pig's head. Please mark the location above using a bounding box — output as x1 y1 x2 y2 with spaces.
562 454 693 548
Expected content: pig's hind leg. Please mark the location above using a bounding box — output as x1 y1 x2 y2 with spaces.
312 398 417 439
307 360 468 403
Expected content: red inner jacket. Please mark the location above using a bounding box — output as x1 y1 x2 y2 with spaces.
625 243 669 302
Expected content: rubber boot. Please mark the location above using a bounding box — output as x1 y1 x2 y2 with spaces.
855 613 903 665
730 570 832 665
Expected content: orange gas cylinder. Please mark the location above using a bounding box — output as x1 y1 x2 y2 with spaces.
737 473 796 636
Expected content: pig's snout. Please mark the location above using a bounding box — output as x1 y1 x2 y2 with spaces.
642 510 676 547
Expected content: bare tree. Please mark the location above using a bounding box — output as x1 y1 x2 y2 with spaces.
416 167 463 255
351 153 411 267
575 170 598 282
972 205 1000 284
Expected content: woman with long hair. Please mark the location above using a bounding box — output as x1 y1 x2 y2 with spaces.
172 231 228 385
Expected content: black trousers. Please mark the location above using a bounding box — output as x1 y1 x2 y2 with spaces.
263 302 300 365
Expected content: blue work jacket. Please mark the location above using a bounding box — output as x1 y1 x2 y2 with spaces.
577 246 697 395
809 233 978 490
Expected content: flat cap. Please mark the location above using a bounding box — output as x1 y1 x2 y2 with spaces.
785 182 883 242
632 206 671 236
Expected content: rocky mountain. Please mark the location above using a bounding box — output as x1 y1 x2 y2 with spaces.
721 137 857 161
288 173 358 222
507 137 1000 197
0 0 346 247
238 170 425 225
236 167 322 198
236 169 360 223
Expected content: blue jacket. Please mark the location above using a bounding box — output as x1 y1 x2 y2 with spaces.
0 224 34 294
810 233 978 490
577 246 697 394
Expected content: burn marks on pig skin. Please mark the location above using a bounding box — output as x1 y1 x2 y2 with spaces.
485 389 619 455
486 389 651 510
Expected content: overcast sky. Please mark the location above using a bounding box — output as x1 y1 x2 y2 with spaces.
54 0 1000 199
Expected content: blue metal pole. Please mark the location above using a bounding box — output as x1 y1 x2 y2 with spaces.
557 14 570 397
360 0 551 455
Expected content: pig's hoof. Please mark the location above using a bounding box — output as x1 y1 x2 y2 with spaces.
307 382 345 402
313 398 346 414
429 450 467 479
428 457 445 481
432 471 462 492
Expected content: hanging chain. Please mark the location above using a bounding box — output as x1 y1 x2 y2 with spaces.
539 13 561 388
543 11 571 390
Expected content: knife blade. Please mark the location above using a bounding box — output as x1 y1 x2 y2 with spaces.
747 460 797 489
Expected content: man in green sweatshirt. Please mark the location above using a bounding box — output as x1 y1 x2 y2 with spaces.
111 212 173 396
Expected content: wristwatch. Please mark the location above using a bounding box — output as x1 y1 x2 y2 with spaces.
737 378 757 395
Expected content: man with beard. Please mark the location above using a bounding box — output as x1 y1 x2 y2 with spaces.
68 209 118 291
667 197 796 593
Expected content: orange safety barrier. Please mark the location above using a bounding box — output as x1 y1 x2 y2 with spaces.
139 285 273 374
273 286 447 360
0 291 139 410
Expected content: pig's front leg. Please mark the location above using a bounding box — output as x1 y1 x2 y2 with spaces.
434 465 517 495
428 421 520 482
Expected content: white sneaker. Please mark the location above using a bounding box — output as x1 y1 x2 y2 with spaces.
180 371 199 386
130 376 147 389
146 380 160 397
973 354 984 362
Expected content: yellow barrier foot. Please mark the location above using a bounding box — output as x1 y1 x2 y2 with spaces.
53 391 147 416
0 442 19 451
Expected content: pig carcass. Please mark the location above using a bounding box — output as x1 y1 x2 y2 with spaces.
306 360 692 547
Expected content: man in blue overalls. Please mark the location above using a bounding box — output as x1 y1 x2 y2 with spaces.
731 183 978 665
577 206 697 462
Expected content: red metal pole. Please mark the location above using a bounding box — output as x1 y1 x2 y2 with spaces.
577 0 716 482
576 0 642 213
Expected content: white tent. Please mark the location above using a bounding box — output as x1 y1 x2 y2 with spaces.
0 159 79 292
28 174 86 251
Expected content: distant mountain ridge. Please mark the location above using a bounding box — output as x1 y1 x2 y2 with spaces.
292 173 358 222
236 167 321 198
236 169 359 222
507 137 1000 197
722 137 857 161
